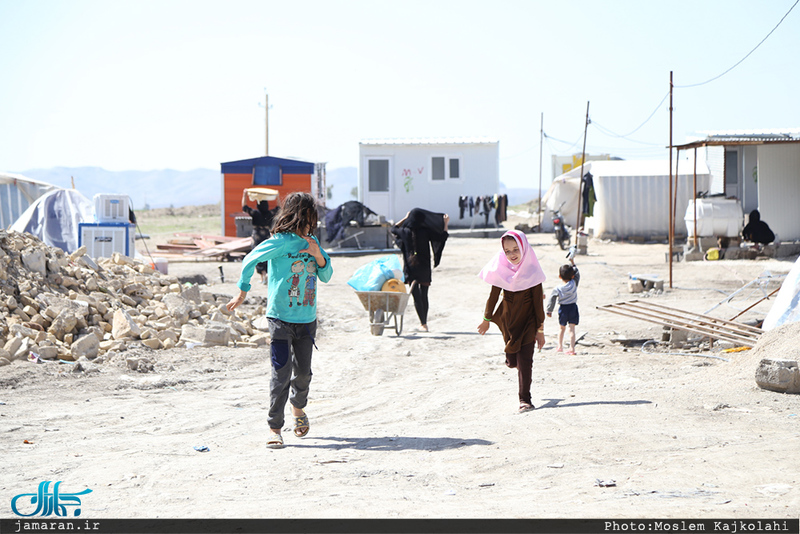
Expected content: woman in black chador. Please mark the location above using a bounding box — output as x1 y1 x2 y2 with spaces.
391 208 449 332
242 191 276 284
742 209 775 245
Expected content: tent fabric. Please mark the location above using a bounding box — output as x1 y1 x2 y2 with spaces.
9 188 94 253
541 160 711 238
762 255 800 331
0 172 59 229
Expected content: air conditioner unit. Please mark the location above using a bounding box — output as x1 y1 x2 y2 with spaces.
94 194 130 223
78 222 135 258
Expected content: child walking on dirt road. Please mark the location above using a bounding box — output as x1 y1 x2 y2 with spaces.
546 252 580 354
227 192 333 449
477 230 546 413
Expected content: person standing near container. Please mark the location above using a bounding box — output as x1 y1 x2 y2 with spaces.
242 190 276 284
227 192 333 449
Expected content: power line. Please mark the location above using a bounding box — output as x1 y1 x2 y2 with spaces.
677 0 799 88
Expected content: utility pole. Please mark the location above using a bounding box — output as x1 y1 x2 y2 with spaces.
538 112 544 227
575 101 590 245
668 71 674 289
265 92 269 156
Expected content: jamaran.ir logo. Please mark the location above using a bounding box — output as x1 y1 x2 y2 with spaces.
11 481 92 517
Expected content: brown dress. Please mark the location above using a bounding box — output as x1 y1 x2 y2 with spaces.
483 284 545 354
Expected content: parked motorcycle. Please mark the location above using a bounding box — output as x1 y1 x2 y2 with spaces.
552 202 571 250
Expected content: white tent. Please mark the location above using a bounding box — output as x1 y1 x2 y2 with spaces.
762 255 800 331
541 159 712 239
9 188 94 253
0 172 59 229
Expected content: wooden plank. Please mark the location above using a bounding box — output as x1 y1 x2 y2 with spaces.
600 304 759 347
597 300 762 347
620 301 762 338
187 237 252 257
628 300 764 334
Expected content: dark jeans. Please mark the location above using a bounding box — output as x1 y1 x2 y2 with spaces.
267 318 316 430
505 341 535 405
410 283 429 325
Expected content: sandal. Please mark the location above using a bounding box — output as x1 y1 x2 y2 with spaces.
566 350 576 355
293 414 310 438
266 433 284 449
519 403 535 413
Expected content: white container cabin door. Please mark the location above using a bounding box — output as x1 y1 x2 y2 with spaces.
365 157 392 220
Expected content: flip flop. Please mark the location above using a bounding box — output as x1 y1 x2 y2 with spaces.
266 433 284 449
566 350 576 355
293 414 310 438
519 403 535 413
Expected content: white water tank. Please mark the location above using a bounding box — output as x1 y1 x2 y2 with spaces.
684 198 743 237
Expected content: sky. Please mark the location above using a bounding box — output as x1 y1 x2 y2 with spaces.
1 0 799 191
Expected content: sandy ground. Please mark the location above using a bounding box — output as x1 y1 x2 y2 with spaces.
2 230 800 520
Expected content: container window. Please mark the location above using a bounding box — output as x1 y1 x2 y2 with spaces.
368 159 389 192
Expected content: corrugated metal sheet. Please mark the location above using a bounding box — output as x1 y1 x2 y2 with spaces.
592 172 711 239
0 172 59 229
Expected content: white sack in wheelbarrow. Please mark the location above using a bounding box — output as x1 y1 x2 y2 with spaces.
347 255 404 292
762 255 800 331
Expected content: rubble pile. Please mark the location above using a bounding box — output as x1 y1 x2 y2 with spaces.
0 230 268 366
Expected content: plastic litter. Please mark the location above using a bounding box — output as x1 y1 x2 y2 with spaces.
347 255 404 292
194 445 210 452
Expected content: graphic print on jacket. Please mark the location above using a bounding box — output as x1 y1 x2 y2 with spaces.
285 256 319 308
303 262 317 307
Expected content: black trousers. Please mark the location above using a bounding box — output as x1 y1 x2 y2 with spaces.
410 283 429 325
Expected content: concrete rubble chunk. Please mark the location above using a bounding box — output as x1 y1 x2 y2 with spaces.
71 334 100 359
112 309 142 340
22 249 47 276
180 321 231 346
755 358 800 394
48 311 79 341
35 345 59 360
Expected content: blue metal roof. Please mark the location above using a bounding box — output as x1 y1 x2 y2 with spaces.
220 156 315 175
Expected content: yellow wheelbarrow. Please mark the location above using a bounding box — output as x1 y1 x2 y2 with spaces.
354 283 413 336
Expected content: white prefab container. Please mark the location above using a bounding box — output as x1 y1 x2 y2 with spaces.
684 198 743 237
94 194 130 223
79 222 135 258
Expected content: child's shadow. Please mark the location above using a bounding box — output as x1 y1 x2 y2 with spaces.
538 398 652 409
291 435 492 451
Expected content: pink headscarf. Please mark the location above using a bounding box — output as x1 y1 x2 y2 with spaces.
478 230 546 291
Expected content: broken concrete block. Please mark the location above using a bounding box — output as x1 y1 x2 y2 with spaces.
22 249 46 276
35 345 59 360
71 334 100 359
755 358 800 394
628 279 644 293
180 322 230 346
141 338 162 350
112 309 141 340
48 311 79 341
182 284 201 304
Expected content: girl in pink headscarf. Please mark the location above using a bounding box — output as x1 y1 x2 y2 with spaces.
477 230 547 412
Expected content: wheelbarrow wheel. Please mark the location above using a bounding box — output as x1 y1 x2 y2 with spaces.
371 309 385 336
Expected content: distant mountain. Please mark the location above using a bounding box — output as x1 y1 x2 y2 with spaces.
14 166 540 211
19 167 220 210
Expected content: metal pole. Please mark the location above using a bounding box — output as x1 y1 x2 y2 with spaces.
265 93 269 156
576 101 590 245
669 71 674 289
693 147 698 249
674 152 680 250
538 112 544 228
